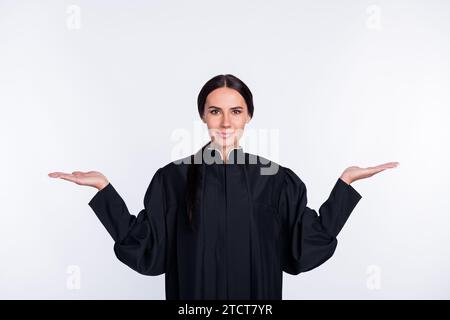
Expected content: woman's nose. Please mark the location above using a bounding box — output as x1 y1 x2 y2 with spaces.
221 113 231 127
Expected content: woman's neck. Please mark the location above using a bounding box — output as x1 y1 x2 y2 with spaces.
208 141 241 163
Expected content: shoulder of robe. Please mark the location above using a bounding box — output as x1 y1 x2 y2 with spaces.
272 166 309 205
280 166 307 190
161 156 191 172
149 156 191 186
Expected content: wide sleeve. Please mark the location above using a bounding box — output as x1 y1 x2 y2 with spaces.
278 167 362 275
88 168 167 276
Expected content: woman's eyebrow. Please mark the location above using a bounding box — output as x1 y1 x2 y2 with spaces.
208 106 243 109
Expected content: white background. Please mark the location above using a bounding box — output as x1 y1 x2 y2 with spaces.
1 0 449 299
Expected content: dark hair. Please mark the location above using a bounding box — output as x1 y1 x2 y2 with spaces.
185 74 254 229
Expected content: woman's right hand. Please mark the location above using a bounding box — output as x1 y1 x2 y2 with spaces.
48 170 110 191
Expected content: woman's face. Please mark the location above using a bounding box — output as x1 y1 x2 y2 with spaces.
202 87 251 148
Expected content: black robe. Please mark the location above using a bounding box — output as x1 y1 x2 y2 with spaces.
88 142 362 300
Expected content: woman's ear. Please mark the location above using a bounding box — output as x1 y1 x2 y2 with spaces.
246 115 251 123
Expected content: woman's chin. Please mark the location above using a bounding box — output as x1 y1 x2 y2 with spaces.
212 135 238 147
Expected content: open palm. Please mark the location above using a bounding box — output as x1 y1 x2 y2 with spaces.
340 162 399 184
48 171 109 190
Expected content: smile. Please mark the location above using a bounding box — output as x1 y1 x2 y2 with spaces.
219 131 233 138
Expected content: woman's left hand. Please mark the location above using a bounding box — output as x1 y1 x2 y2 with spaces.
340 162 400 184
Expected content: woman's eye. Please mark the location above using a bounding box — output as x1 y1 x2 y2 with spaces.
232 110 242 114
210 110 219 115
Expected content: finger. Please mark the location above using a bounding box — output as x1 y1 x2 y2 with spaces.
362 166 387 177
371 168 385 176
58 174 80 184
48 172 69 178
366 163 400 176
365 162 398 173
72 171 85 176
374 162 400 169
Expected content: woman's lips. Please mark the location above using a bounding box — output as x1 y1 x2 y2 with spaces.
219 131 233 138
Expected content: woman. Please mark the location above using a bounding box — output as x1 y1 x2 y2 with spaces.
49 74 399 300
